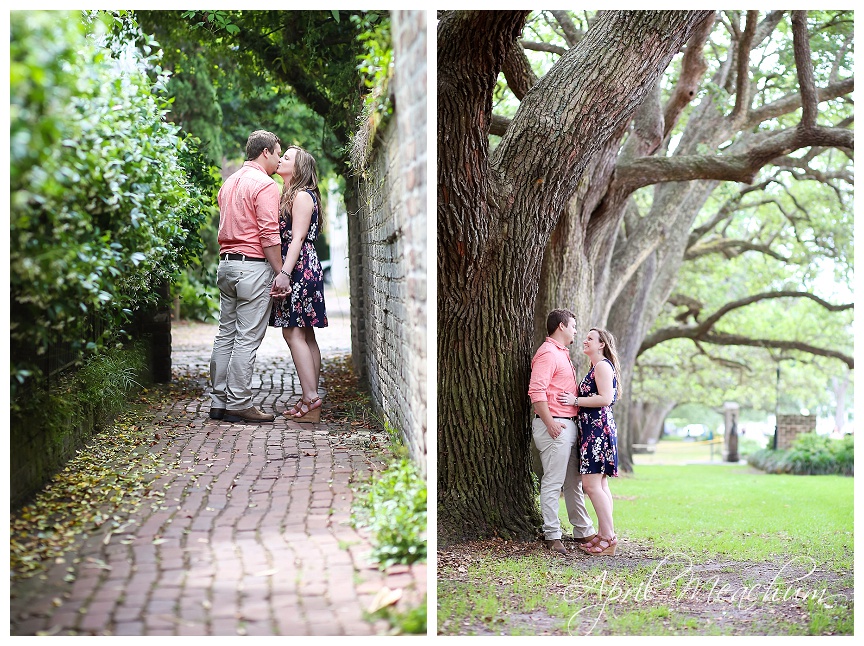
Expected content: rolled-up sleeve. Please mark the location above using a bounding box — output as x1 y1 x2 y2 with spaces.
528 349 553 403
256 183 282 249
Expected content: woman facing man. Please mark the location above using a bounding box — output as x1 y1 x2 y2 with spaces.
529 310 620 557
269 145 328 422
557 326 621 556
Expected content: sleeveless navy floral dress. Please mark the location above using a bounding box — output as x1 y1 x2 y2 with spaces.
269 189 328 328
577 358 619 477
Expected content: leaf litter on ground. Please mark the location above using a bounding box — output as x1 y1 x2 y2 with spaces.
9 373 203 581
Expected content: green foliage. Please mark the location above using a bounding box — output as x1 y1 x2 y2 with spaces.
172 271 219 321
367 597 427 635
76 343 146 410
349 12 394 170
352 12 393 114
352 457 427 568
164 53 225 164
179 10 239 35
10 11 212 388
10 341 149 489
748 433 854 476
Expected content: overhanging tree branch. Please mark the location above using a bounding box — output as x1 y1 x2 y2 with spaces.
641 290 854 367
662 12 715 138
489 114 512 137
502 40 538 101
746 77 853 128
684 238 789 261
549 10 582 46
730 11 758 126
698 334 852 368
615 125 854 190
519 39 567 55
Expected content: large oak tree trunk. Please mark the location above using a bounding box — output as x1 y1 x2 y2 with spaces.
438 10 713 543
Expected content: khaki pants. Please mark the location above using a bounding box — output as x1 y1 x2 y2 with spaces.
209 260 274 410
532 417 596 540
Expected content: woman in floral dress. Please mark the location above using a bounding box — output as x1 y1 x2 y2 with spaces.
558 327 620 555
269 145 328 422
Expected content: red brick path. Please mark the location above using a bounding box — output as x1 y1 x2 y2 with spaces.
10 316 426 636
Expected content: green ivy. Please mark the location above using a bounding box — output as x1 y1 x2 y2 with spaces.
10 11 212 389
348 12 394 170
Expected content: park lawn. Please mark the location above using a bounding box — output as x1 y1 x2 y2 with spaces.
563 464 853 569
438 464 853 636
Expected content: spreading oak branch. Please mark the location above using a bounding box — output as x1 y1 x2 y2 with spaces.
640 291 854 368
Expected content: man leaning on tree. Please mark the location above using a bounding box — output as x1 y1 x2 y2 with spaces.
528 309 597 555
208 130 292 423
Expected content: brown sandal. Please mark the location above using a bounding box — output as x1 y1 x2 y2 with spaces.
585 534 617 556
283 400 305 417
576 534 599 551
291 396 322 423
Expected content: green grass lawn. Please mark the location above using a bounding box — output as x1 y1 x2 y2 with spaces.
563 464 853 569
439 464 853 636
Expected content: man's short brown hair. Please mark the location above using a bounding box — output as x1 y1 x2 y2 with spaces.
546 309 576 336
245 130 281 161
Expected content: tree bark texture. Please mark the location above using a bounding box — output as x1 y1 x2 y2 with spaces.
438 10 713 543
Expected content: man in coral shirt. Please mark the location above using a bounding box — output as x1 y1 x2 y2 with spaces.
528 309 597 555
208 130 292 423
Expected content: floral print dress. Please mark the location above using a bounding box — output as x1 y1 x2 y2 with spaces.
577 358 619 477
269 189 328 328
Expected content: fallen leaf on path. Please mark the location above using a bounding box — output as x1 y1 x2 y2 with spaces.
254 568 279 577
367 586 403 613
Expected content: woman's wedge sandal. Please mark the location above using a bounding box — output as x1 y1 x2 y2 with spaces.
585 534 617 556
292 396 322 423
576 534 600 552
283 400 304 417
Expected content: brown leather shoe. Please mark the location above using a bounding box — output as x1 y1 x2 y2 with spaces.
223 406 275 423
544 539 567 555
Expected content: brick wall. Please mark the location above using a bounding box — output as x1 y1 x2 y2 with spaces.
349 10 427 474
776 414 816 450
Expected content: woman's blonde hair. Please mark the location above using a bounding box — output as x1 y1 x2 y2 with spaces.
590 327 623 399
280 145 322 221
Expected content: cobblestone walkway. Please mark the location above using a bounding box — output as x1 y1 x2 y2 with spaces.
10 300 426 636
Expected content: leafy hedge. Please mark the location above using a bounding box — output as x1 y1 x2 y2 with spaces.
10 11 216 389
747 433 853 476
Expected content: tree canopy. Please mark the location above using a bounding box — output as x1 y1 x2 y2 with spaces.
134 10 390 175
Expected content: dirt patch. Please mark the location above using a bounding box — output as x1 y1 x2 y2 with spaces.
438 538 853 636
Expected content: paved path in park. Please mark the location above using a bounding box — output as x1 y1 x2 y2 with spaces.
10 291 426 636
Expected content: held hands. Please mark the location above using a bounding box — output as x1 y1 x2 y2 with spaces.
270 271 292 299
